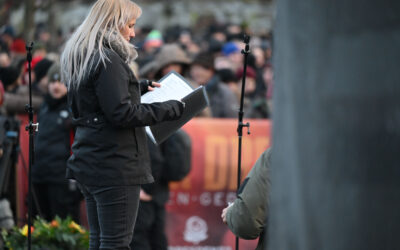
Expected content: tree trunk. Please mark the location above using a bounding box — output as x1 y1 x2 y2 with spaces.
47 0 58 52
23 0 35 42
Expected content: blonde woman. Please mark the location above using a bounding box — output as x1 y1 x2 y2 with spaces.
60 0 184 249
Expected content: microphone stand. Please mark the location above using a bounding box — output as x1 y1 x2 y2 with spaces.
25 42 38 250
235 35 251 250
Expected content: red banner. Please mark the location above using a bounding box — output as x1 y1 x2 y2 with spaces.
166 118 271 249
16 117 271 249
16 115 30 225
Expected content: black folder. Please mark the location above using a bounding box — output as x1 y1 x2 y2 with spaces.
148 86 209 144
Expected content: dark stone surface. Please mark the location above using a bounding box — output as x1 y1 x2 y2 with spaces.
268 0 400 249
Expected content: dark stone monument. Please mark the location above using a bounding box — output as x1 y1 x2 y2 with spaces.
268 0 400 249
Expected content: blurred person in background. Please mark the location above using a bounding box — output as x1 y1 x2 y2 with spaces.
139 43 211 118
249 46 268 99
221 41 243 72
139 43 191 81
177 29 201 59
0 25 14 53
217 68 238 98
9 37 26 60
32 58 53 95
235 67 269 119
137 29 164 70
31 63 82 222
22 55 44 85
0 66 21 93
189 52 238 118
0 64 42 116
261 37 273 64
0 80 4 108
225 23 244 42
263 63 273 115
0 51 10 67
130 129 192 250
205 25 226 58
0 56 53 116
143 30 164 54
34 23 52 52
32 42 48 60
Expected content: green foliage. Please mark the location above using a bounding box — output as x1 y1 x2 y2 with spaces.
1 216 89 250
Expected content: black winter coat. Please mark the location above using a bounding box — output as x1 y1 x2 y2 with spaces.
142 129 192 206
33 94 72 184
66 49 184 186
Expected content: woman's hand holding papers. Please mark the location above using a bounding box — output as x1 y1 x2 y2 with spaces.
147 81 161 91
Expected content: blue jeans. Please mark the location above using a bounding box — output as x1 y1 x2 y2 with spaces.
78 184 141 250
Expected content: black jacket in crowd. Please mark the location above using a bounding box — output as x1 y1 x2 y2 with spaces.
32 94 72 184
142 129 192 206
66 49 184 186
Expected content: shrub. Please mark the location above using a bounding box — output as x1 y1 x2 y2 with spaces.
1 216 89 250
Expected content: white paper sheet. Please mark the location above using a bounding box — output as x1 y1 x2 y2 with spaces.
141 71 195 144
141 72 193 104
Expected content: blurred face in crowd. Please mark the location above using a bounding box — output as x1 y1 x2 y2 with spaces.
214 56 233 71
6 76 22 91
179 32 192 45
212 31 226 43
120 18 136 41
186 42 201 56
229 51 243 69
162 63 183 75
0 52 10 67
263 66 273 89
0 33 13 48
253 47 265 68
38 30 51 43
33 48 47 58
238 76 256 96
190 64 214 85
227 24 241 34
226 79 241 101
38 76 50 94
48 80 67 99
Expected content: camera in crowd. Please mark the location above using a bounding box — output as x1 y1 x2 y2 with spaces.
0 115 20 230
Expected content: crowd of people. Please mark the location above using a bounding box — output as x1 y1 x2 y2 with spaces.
0 6 272 249
0 18 272 120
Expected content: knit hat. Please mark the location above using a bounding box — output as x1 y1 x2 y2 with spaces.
217 68 237 83
192 52 215 70
222 42 240 56
0 66 20 88
24 56 43 73
46 63 61 82
140 44 191 78
236 66 256 80
143 30 163 50
33 58 53 82
10 38 26 54
1 25 15 38
208 38 224 53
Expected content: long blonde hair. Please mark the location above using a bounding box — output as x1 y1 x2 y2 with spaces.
61 0 142 89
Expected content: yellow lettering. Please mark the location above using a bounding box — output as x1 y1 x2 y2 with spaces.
229 137 238 190
169 175 191 190
204 136 228 191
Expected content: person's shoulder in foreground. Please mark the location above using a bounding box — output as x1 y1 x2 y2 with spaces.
223 148 271 249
